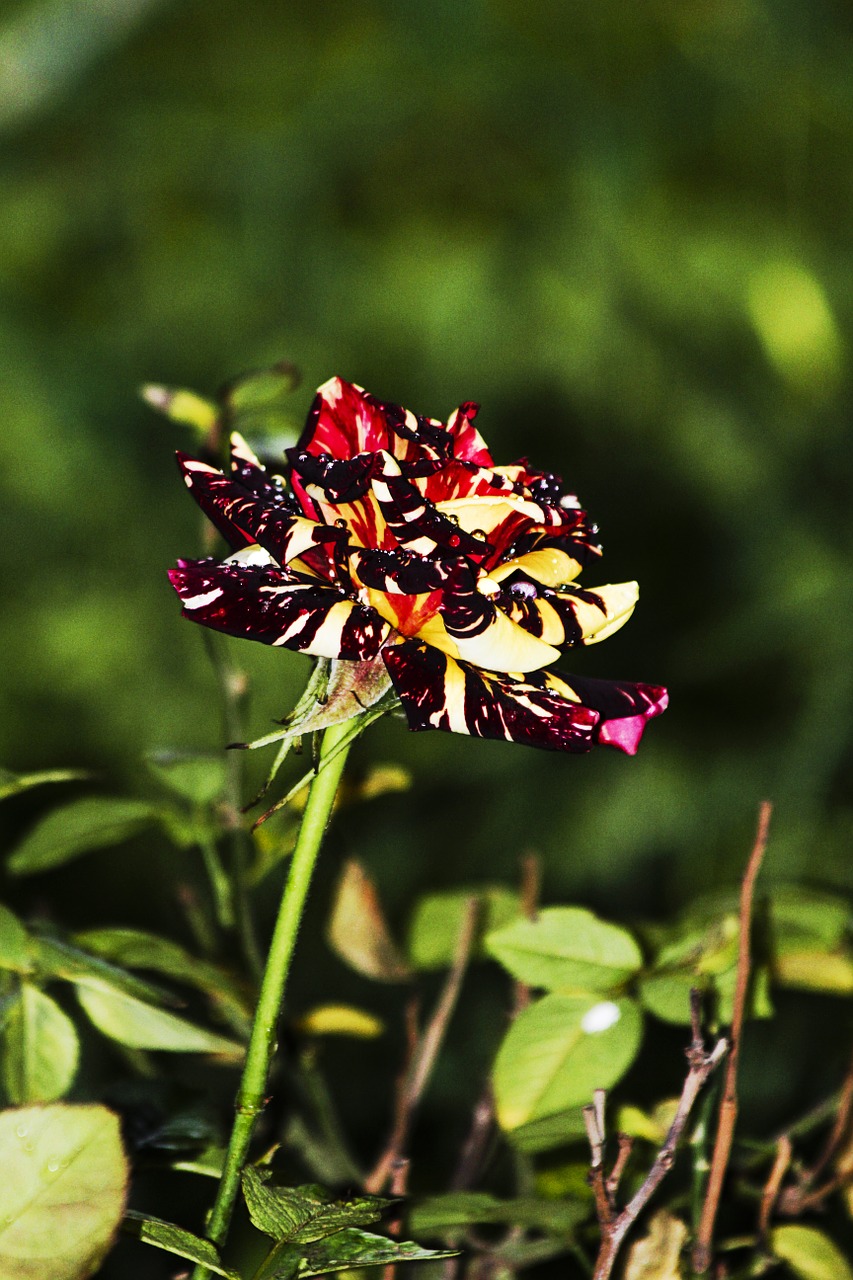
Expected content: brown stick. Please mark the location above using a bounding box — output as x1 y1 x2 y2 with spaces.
758 1136 792 1240
365 897 480 1193
587 1026 728 1280
692 800 773 1273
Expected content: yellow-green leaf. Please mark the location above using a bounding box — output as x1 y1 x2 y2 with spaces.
75 985 243 1057
771 1224 853 1280
486 907 642 992
296 1004 383 1039
2 986 79 1103
493 993 643 1131
624 1211 687 1279
0 1103 127 1280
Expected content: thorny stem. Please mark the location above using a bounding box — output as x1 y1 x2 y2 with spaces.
693 800 772 1273
191 717 355 1280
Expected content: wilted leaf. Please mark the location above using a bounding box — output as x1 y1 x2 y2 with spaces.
1 985 79 1103
75 985 243 1057
624 1211 687 1279
267 1228 455 1279
408 887 520 970
242 1172 390 1243
0 905 32 972
327 860 410 982
296 1004 383 1038
144 752 227 805
0 769 90 803
486 907 643 992
123 1211 238 1278
410 1191 586 1237
7 798 159 876
0 1103 127 1280
493 993 643 1131
771 1224 853 1280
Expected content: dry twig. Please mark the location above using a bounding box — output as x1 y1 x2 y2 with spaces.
693 800 772 1273
586 999 727 1280
365 896 480 1193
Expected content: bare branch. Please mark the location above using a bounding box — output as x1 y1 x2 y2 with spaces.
365 896 480 1193
693 800 772 1273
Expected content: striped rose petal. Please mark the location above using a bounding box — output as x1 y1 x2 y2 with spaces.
169 558 390 660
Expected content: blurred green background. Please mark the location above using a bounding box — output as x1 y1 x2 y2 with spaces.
2 0 853 918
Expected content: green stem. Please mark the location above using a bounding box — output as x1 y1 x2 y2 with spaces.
192 717 355 1280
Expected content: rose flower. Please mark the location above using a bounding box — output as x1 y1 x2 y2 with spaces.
169 378 667 752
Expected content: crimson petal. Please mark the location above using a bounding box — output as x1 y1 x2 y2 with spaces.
168 559 390 660
383 641 600 752
177 454 344 564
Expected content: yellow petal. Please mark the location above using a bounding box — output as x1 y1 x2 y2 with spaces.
416 608 561 673
568 581 638 645
490 547 585 587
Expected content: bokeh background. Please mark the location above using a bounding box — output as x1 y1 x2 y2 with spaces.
4 0 853 906
3 0 853 1181
3 1 853 1273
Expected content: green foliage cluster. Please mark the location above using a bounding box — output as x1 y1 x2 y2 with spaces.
2 744 853 1277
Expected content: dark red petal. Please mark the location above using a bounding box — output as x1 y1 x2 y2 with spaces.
445 401 493 466
176 453 344 565
382 641 600 752
555 672 669 755
168 559 390 660
371 461 490 559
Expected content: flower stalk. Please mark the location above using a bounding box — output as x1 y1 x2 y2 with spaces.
191 716 355 1280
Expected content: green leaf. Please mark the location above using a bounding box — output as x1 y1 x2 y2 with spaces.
0 904 33 972
72 928 251 1013
144 751 227 805
34 936 178 1007
219 361 301 412
0 1103 127 1280
769 886 850 951
408 887 520 970
0 769 90 803
771 1224 853 1280
1 985 79 1103
486 907 643 992
639 971 701 1025
242 1171 390 1243
410 1192 587 1237
141 384 218 432
123 1211 239 1278
493 993 643 1131
504 1108 591 1154
75 984 243 1057
7 798 159 876
326 860 411 982
265 1229 455 1280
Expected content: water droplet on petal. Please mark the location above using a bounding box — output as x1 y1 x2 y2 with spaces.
15 1125 28 1139
448 534 461 548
